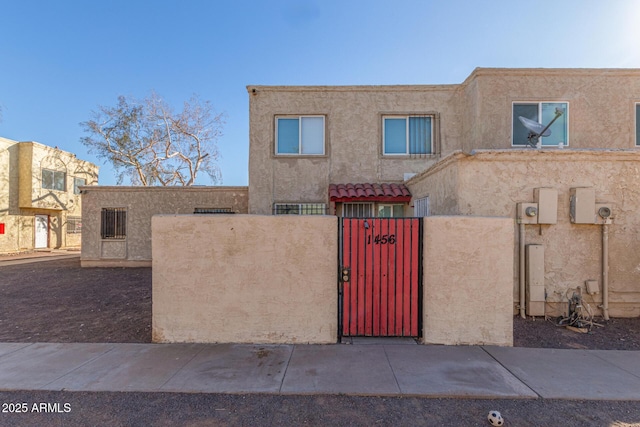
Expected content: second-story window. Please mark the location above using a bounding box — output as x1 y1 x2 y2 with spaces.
73 177 86 194
42 169 66 191
513 102 568 147
383 116 432 155
276 116 325 155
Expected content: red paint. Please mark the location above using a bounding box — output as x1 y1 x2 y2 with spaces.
341 218 421 337
0 223 4 234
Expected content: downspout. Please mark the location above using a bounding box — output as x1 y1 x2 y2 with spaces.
519 222 526 319
602 222 610 320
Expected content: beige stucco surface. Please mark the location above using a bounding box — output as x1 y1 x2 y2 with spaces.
422 216 514 346
247 86 459 214
152 215 338 344
409 150 640 317
81 186 249 266
0 137 98 253
248 69 640 215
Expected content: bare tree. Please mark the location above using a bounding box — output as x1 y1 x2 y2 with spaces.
80 93 224 186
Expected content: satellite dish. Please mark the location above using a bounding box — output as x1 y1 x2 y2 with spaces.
519 116 552 137
518 107 564 148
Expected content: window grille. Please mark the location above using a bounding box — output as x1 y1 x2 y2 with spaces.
66 216 82 234
101 208 126 239
273 203 327 215
194 208 234 214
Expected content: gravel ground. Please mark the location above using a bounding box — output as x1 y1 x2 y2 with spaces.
1 391 640 427
1 258 640 426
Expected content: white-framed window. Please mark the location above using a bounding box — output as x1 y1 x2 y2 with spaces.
636 103 640 146
276 116 325 155
42 169 66 191
274 203 326 215
383 115 432 155
101 208 126 239
413 197 429 217
342 203 374 218
377 204 404 218
73 177 86 195
513 102 568 146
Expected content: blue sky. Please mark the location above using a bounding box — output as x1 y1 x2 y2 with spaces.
1 0 639 186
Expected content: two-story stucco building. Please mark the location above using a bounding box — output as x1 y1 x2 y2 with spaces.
0 137 99 254
247 68 640 318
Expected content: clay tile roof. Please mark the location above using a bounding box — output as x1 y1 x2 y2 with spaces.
329 183 412 202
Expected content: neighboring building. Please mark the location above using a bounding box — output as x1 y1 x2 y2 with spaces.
80 186 248 267
0 137 98 254
247 68 640 317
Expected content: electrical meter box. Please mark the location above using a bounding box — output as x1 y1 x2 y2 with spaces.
517 203 538 224
534 188 558 224
570 187 595 224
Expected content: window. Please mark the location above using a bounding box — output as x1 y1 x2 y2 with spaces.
414 197 429 217
273 203 326 215
383 116 432 155
73 177 86 195
194 208 234 214
377 204 405 218
342 203 373 218
101 208 126 239
636 103 640 146
276 116 324 155
66 216 82 234
513 102 568 146
42 169 66 191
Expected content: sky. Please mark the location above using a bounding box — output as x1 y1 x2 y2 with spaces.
1 0 640 186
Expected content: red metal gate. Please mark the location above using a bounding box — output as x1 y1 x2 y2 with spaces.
339 218 422 337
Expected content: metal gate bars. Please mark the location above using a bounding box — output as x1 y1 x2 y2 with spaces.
338 218 423 338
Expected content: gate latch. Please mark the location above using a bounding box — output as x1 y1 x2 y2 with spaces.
341 267 351 283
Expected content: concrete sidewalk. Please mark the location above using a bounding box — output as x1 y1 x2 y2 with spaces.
1 342 639 400
0 250 80 266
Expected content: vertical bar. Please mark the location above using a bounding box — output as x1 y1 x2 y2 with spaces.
403 219 413 335
393 219 403 335
380 219 392 336
357 219 366 335
372 218 381 336
338 218 344 338
349 219 358 336
364 218 373 336
416 218 424 337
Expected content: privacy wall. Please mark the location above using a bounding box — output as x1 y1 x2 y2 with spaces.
152 214 514 346
152 215 339 344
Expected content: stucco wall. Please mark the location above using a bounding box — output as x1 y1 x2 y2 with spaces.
0 138 98 253
423 216 514 346
408 150 640 317
0 138 19 253
461 68 640 152
81 186 249 266
248 69 640 216
152 214 338 344
247 85 460 214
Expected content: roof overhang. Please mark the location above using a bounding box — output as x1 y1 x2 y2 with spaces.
329 183 412 203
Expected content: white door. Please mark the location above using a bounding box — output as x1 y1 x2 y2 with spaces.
35 215 48 249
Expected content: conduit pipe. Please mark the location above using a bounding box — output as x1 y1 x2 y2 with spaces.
602 222 610 320
519 223 526 319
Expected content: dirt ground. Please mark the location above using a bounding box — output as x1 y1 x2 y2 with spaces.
0 258 151 343
1 257 639 349
1 258 640 426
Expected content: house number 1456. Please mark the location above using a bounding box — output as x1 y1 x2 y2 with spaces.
366 234 396 245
